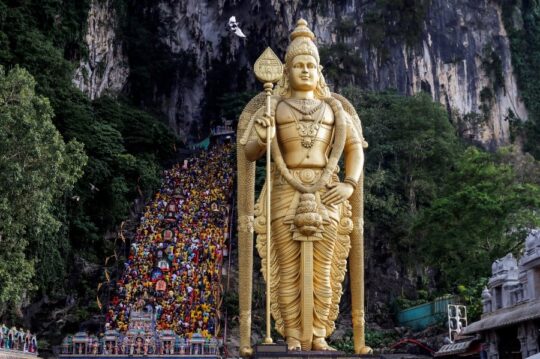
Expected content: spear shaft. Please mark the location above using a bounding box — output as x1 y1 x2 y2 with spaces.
263 82 273 345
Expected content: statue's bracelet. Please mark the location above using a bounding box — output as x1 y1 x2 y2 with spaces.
344 176 358 189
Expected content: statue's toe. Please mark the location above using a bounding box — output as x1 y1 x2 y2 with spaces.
286 337 302 351
312 338 336 351
355 346 373 355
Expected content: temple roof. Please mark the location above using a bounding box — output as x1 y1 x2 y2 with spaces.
434 338 481 357
464 298 540 334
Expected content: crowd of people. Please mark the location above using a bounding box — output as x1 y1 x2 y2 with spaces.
0 324 38 354
106 142 234 340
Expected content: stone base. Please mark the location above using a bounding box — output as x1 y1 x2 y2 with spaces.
58 356 221 359
0 349 40 359
253 344 378 359
255 343 288 354
254 353 429 359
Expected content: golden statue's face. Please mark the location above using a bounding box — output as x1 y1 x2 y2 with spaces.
288 54 319 92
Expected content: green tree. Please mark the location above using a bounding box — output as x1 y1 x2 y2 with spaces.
68 96 176 246
412 147 540 291
343 89 461 252
0 1 177 266
0 66 86 310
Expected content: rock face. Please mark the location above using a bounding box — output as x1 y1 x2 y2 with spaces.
74 0 527 147
73 0 129 100
398 0 527 149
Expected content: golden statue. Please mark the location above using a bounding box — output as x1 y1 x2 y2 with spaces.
236 19 370 355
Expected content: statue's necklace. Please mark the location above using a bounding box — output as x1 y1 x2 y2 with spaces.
284 99 325 148
284 98 323 119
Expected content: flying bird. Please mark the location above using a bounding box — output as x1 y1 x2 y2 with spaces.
228 16 246 38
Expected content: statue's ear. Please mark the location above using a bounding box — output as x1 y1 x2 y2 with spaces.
319 65 324 72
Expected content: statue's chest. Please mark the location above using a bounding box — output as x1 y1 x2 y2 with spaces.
276 102 334 128
276 102 334 149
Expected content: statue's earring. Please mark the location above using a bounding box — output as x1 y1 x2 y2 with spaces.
318 66 327 89
279 69 290 95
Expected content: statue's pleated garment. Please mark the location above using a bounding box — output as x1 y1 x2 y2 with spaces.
254 169 352 343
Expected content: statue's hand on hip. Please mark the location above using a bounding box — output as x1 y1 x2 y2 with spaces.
321 182 354 206
254 113 276 143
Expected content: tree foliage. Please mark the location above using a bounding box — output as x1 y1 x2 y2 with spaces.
0 0 177 310
344 88 540 298
344 89 461 252
0 66 86 308
412 147 540 290
68 96 176 247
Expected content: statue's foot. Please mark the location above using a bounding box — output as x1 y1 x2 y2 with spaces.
355 346 373 355
239 346 253 357
286 337 302 351
312 337 336 351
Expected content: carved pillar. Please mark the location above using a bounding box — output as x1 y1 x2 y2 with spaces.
518 323 528 359
526 322 539 357
486 331 499 359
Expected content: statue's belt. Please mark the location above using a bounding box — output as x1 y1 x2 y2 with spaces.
271 166 339 187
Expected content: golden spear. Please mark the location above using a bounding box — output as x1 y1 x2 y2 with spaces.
253 47 283 346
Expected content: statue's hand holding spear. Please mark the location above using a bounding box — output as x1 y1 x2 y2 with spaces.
253 113 275 143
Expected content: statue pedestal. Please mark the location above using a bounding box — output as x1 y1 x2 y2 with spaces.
255 343 288 354
253 343 378 359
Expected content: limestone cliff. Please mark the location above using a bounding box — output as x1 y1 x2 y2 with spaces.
73 0 129 100
74 0 527 147
74 0 528 148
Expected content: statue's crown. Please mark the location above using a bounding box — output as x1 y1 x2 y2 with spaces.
285 19 319 66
